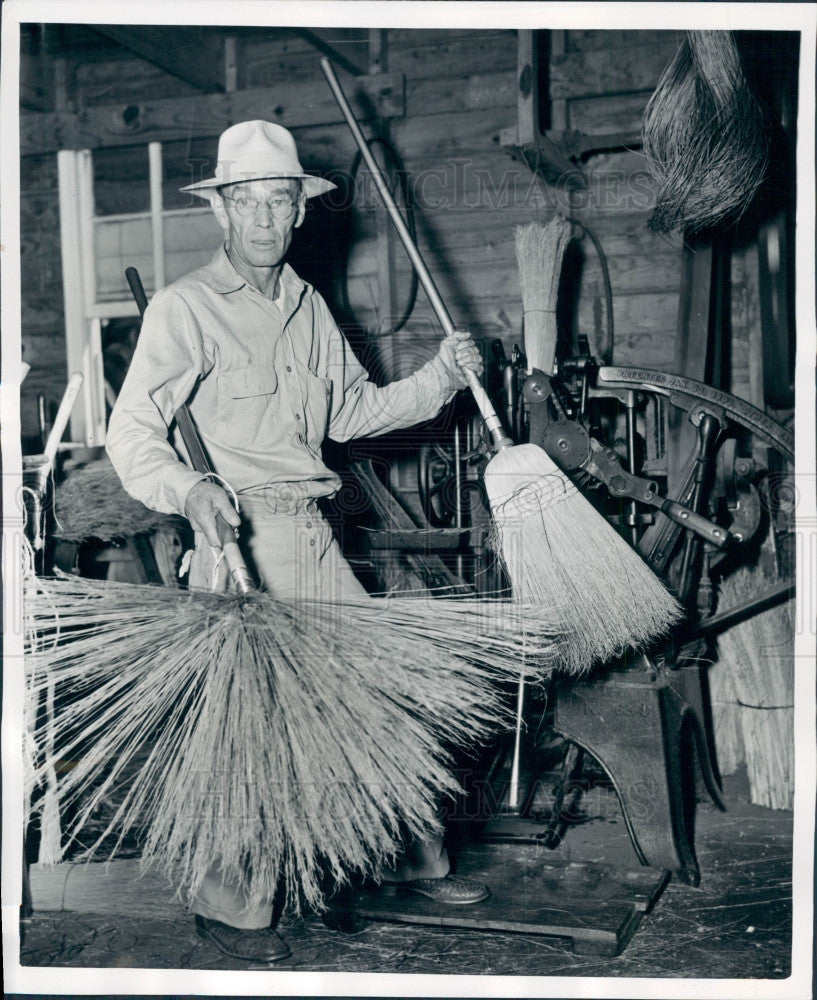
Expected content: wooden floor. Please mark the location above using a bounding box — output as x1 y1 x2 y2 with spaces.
17 770 793 982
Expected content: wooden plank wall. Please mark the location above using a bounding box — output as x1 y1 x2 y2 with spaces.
20 27 701 442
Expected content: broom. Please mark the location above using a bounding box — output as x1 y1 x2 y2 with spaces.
321 58 682 673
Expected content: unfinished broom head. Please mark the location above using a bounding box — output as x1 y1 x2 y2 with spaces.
642 30 769 235
25 574 561 914
515 217 573 374
484 444 682 672
54 456 183 542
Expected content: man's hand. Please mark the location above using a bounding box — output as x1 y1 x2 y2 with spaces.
184 480 241 548
438 329 484 388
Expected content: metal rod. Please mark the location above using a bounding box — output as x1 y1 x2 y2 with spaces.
453 422 463 581
685 580 794 639
508 674 525 812
625 390 639 546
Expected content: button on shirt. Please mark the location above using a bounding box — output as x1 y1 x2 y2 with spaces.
106 246 460 516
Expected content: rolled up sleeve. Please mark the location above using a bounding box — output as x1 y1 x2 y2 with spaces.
323 302 460 443
106 290 210 515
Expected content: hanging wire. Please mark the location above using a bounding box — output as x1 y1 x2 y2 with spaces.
565 216 615 363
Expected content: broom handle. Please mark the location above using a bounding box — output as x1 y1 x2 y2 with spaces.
320 58 513 453
126 267 254 594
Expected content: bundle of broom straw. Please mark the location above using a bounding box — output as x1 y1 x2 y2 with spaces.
712 567 794 810
25 572 561 913
642 30 769 235
54 455 183 542
322 58 682 674
515 218 573 375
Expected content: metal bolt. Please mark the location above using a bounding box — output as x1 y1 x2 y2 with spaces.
644 490 654 500
558 439 568 451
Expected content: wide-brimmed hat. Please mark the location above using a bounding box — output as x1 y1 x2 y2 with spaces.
180 120 336 199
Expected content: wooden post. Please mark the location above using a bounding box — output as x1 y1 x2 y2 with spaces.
369 30 400 376
148 142 166 292
224 35 244 93
57 151 89 445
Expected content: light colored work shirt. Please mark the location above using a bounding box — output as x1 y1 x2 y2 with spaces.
107 246 459 516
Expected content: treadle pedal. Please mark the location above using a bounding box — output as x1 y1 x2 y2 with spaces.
349 842 669 957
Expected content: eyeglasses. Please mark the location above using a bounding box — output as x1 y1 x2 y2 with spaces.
222 194 297 220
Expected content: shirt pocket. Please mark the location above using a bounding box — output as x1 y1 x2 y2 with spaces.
298 366 332 444
215 366 279 446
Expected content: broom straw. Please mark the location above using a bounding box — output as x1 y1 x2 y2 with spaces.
321 58 682 671
25 574 562 912
716 568 794 810
515 219 573 375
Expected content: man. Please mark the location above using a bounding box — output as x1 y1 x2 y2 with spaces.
107 120 487 964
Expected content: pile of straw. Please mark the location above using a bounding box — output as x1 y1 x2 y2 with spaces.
54 456 183 541
25 574 562 912
642 31 769 234
713 567 794 810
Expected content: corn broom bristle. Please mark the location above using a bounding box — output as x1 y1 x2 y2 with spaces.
715 567 794 810
484 444 682 672
24 574 562 913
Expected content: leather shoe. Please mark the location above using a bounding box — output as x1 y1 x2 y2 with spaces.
194 915 291 963
381 873 489 905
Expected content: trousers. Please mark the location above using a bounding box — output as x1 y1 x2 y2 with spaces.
188 492 449 929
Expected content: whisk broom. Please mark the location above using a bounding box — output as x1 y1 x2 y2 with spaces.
321 58 682 673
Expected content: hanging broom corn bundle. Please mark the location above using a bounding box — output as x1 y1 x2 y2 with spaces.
642 30 769 235
321 58 682 673
25 572 561 913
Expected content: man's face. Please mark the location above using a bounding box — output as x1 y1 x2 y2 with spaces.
213 178 305 272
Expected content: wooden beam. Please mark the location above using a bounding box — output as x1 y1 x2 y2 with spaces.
20 72 405 156
92 25 225 93
294 28 368 77
500 30 585 188
29 860 187 920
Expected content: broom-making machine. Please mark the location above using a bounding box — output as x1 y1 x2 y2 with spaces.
408 337 794 886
